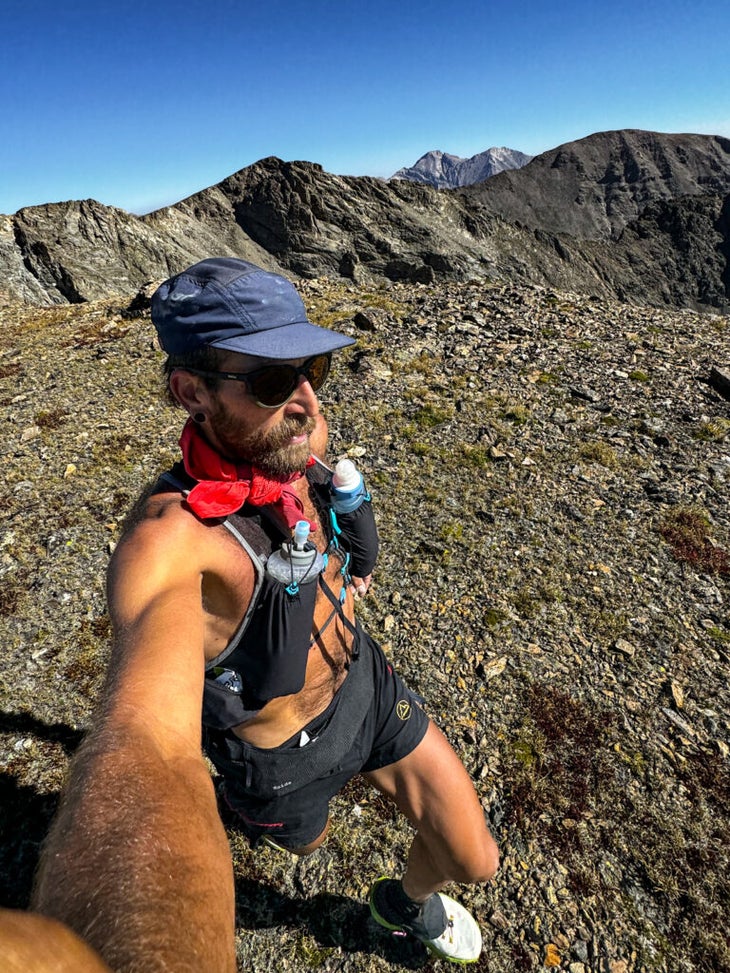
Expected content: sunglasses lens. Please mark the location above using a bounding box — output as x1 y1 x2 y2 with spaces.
305 354 331 392
248 355 332 407
250 366 297 407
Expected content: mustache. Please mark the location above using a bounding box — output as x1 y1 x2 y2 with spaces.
266 413 316 450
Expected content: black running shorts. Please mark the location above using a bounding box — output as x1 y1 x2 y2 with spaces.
206 627 429 849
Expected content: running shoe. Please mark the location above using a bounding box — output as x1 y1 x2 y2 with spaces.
369 877 482 964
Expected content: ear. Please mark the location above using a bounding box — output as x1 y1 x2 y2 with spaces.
169 370 215 414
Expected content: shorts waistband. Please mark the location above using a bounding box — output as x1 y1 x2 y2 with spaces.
207 625 375 798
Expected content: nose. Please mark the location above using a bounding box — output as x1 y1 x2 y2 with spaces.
286 373 320 414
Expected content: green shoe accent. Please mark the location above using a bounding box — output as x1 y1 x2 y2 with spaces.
260 836 292 853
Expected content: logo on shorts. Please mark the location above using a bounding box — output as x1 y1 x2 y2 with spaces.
396 700 411 721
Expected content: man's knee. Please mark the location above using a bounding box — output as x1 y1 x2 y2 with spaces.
450 833 500 885
475 838 500 883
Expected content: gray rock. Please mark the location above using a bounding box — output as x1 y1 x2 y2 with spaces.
465 129 730 240
391 147 533 189
5 274 728 972
709 365 730 401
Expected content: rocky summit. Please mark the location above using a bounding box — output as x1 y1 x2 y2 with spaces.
465 130 730 240
1 273 728 973
1 129 729 314
390 147 533 189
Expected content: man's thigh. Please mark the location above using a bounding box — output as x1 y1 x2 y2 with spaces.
358 628 429 773
364 721 498 875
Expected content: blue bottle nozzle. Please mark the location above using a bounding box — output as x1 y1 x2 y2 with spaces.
293 520 311 550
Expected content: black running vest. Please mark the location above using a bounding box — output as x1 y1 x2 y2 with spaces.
151 458 379 729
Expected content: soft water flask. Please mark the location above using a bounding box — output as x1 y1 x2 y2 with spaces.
265 520 325 587
331 459 368 514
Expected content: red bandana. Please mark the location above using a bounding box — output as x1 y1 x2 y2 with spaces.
178 419 316 529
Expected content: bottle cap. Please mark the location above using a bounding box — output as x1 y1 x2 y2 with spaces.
293 520 310 550
333 458 361 493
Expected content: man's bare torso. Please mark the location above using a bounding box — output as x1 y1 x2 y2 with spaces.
124 470 356 750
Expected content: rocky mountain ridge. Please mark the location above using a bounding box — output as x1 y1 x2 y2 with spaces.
1 130 729 313
390 147 533 188
466 129 730 239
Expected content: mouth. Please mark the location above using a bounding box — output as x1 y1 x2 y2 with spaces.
288 432 309 446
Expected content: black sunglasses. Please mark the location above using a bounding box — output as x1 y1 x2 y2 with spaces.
183 353 332 408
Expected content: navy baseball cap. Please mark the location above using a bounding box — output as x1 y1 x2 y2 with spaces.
151 257 355 359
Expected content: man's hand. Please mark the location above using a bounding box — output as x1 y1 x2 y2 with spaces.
1 910 112 973
350 574 373 599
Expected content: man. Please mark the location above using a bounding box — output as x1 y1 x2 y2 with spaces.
33 258 498 970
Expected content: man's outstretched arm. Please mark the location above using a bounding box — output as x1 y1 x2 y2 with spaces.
32 516 236 973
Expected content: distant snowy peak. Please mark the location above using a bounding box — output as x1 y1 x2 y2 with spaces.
391 147 533 188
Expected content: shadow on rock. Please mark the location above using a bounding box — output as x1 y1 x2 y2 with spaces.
0 712 84 754
0 712 84 908
235 879 430 968
0 775 59 908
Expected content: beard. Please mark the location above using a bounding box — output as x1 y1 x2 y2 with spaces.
209 407 316 477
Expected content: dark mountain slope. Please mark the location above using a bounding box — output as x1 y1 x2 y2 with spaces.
159 156 499 282
604 191 730 310
465 130 730 240
546 191 730 313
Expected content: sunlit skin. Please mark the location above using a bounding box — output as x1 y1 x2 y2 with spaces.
0 909 112 973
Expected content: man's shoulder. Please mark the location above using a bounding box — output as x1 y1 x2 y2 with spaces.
108 485 251 612
119 477 195 538
113 477 223 572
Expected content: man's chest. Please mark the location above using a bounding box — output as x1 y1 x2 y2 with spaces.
199 481 351 659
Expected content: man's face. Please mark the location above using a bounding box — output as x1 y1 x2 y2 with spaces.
204 353 319 476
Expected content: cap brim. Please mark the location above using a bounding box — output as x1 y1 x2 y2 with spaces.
210 320 356 359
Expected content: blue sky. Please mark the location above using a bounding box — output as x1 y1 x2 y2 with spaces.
4 0 729 215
